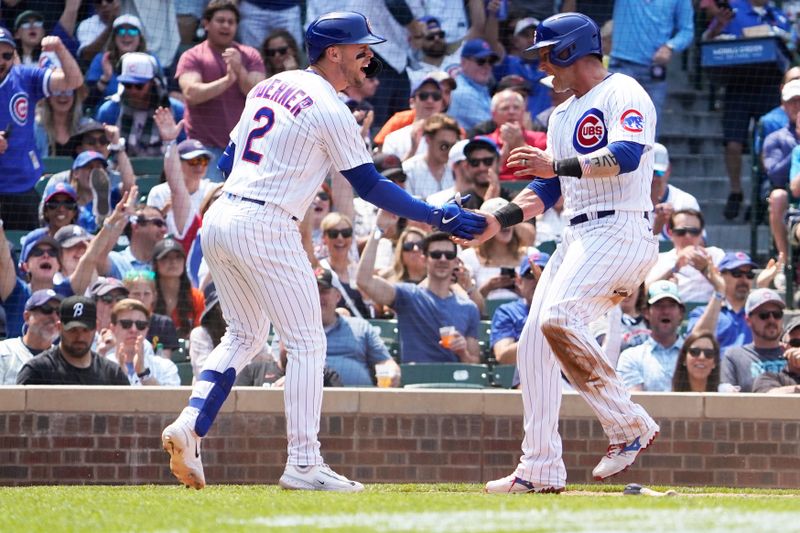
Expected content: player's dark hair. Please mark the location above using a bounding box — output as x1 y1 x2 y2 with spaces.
668 208 705 230
672 330 721 392
203 0 240 23
421 231 456 254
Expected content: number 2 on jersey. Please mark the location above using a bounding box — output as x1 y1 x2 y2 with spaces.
242 106 275 164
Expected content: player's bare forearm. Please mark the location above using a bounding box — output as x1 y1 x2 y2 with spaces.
574 147 621 178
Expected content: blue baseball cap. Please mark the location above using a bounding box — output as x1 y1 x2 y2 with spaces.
25 289 63 311
72 150 107 170
409 75 442 97
717 251 757 272
520 251 550 276
461 38 498 60
43 181 78 203
0 26 15 48
464 135 500 157
418 16 441 30
20 230 60 265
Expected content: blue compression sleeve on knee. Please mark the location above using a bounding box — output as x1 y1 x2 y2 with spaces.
607 141 644 174
341 163 434 222
526 178 562 210
189 368 236 437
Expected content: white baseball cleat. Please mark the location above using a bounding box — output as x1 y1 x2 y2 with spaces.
162 419 206 490
484 474 564 494
279 464 364 492
592 424 659 481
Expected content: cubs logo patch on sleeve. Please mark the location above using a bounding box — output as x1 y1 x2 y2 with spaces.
620 109 644 133
572 108 607 154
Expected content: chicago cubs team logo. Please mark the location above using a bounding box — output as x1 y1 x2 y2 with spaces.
620 109 644 133
572 108 607 154
9 92 29 126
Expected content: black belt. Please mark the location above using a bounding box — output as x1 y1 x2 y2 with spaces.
225 192 298 221
569 210 648 226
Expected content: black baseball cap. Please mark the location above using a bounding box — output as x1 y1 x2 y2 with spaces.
315 267 334 289
60 296 97 331
152 238 185 261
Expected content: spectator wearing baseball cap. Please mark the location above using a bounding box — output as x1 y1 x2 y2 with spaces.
617 281 685 392
449 39 501 130
16 296 130 386
95 51 186 157
686 251 760 354
38 182 79 236
88 276 130 333
752 315 800 393
721 288 788 393
0 289 62 384
380 75 446 161
13 10 45 66
152 237 205 339
648 143 700 240
491 251 550 368
426 139 472 207
457 136 518 212
53 224 93 280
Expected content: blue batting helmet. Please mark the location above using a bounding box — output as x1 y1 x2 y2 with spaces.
306 11 386 65
525 12 601 67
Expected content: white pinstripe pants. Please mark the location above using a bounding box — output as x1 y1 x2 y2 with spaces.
515 211 659 487
191 196 326 466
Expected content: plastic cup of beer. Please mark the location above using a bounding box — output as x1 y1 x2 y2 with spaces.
376 365 394 388
439 326 456 349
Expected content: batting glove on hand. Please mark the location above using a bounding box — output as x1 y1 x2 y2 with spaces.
427 194 487 240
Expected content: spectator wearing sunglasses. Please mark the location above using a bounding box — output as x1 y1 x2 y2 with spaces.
123 270 179 360
104 298 179 386
721 288 788 393
37 182 79 237
357 231 481 364
449 39 500 131
617 281 686 392
485 89 546 181
152 237 205 339
96 52 185 157
105 205 167 280
753 316 800 393
671 330 721 392
401 113 460 199
686 251 762 355
381 76 447 161
647 209 724 304
406 17 463 86
0 30 83 231
649 143 699 239
13 10 45 66
85 15 160 108
260 29 303 77
458 136 514 210
0 290 62 384
16 295 130 386
317 213 371 319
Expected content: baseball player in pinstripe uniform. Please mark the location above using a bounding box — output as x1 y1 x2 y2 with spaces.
457 13 661 493
160 11 485 492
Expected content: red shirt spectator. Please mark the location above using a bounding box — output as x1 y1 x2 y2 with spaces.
486 89 546 180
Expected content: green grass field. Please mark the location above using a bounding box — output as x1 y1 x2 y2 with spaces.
1 484 798 532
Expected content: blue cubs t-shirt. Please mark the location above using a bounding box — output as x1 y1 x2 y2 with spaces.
392 283 480 363
0 65 51 192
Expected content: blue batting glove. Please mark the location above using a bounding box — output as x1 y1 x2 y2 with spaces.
427 194 487 239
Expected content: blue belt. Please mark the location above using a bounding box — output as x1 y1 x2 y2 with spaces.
569 210 648 226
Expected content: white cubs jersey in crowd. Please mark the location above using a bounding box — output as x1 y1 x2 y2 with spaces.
546 73 656 219
223 69 373 220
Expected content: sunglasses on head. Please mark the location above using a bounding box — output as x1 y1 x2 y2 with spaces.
726 269 755 279
672 227 702 237
33 305 59 315
316 191 330 201
45 200 78 210
20 20 44 30
115 27 140 37
467 157 495 168
0 51 14 61
416 91 443 102
186 157 209 167
326 228 353 239
83 134 108 146
425 30 446 41
122 82 146 90
118 319 149 331
471 57 497 67
98 293 126 304
756 309 783 321
137 218 166 228
29 247 57 258
402 241 422 252
265 46 289 57
688 347 715 359
427 250 457 260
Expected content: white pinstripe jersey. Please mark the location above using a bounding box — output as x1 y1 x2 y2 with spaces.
223 69 373 220
547 73 656 219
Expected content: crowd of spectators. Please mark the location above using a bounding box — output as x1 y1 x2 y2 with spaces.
0 0 799 395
